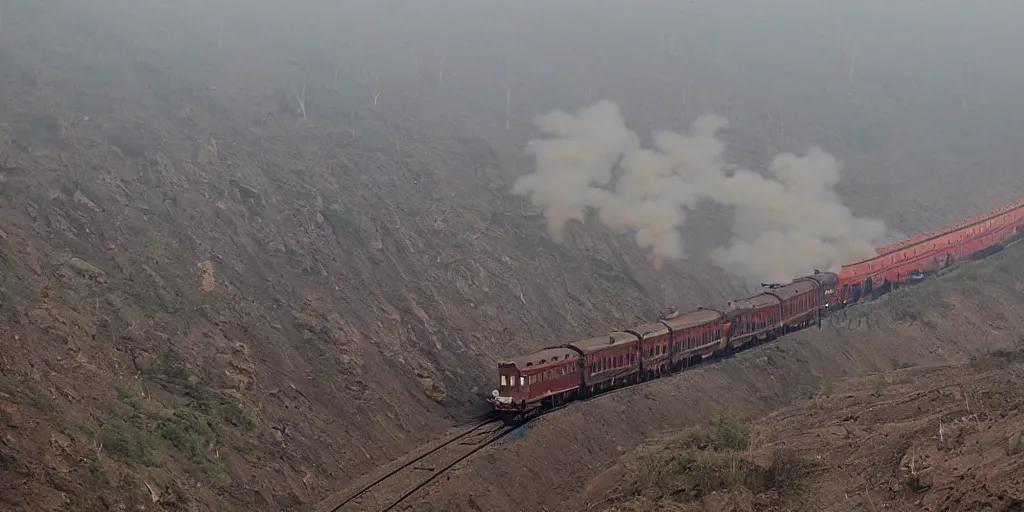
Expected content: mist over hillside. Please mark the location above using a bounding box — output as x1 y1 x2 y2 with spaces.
1 0 1022 510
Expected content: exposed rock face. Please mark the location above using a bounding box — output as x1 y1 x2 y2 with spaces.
67 257 106 280
2 1 1023 512
133 350 155 372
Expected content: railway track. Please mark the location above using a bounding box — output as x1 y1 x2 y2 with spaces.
315 419 518 512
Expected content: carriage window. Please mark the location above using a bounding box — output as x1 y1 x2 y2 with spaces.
501 376 507 387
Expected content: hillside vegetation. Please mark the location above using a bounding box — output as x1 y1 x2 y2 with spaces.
1 1 1023 510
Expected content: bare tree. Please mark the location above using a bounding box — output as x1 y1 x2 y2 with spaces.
438 54 445 87
332 42 341 91
848 37 860 86
359 47 366 82
505 56 512 130
372 72 381 108
290 82 307 120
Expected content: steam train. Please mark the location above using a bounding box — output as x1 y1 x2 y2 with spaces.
489 198 1024 423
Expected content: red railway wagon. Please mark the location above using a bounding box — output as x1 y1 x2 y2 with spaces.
661 308 726 368
492 347 580 415
840 200 1024 304
724 294 781 348
568 331 640 396
627 322 672 379
875 198 1024 256
767 271 838 332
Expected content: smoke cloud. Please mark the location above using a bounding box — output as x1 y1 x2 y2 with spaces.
512 101 887 282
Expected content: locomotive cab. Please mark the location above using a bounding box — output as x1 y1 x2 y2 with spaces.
490 347 581 422
491 363 521 409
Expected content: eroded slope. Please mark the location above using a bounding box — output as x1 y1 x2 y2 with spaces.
411 241 1024 511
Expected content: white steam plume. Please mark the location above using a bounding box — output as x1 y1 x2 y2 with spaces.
512 101 887 282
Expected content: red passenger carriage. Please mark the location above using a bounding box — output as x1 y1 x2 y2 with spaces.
568 331 641 397
724 294 781 348
767 271 838 332
627 322 671 379
661 309 726 368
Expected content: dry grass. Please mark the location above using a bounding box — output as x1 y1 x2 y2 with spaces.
622 411 812 501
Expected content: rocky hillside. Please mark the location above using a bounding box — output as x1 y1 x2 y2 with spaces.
406 240 1024 511
1 1 1023 510
600 357 1024 512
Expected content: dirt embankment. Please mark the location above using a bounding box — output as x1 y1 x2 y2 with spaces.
410 244 1024 511
0 2 744 510
2 1 1024 511
602 359 1024 512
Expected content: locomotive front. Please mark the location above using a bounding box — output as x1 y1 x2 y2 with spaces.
489 362 522 414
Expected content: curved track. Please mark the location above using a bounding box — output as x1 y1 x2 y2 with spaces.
316 419 518 512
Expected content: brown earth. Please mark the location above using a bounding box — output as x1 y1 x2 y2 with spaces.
600 360 1024 512
402 242 1024 511
1 1 1024 511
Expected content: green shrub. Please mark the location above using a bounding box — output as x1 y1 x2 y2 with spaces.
675 410 750 452
624 411 810 501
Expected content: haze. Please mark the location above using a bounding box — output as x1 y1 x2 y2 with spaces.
6 0 1024 281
